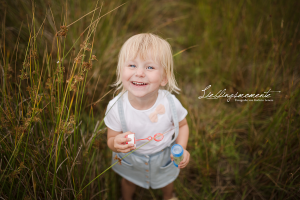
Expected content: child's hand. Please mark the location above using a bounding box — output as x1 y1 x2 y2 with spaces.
170 149 190 169
114 132 136 153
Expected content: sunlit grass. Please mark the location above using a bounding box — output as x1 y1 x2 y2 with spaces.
0 0 299 199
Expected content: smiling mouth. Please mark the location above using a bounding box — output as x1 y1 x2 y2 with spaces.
131 81 148 86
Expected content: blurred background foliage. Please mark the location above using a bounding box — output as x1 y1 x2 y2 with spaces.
0 0 299 199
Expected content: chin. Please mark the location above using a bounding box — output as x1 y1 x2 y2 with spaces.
130 92 148 97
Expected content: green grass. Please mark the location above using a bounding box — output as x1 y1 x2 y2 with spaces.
0 0 299 199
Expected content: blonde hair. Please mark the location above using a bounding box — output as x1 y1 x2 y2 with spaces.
111 33 180 96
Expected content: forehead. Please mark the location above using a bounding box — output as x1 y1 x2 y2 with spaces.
121 35 166 64
124 47 160 63
126 52 159 64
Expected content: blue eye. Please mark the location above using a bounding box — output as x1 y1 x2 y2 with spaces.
147 66 154 69
129 65 136 68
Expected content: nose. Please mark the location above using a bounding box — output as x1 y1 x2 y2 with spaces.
135 66 145 77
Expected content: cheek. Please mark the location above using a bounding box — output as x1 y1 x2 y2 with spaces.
121 69 135 84
153 71 164 82
121 69 130 79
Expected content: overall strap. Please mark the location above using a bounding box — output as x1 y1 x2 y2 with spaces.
117 93 128 133
165 91 179 146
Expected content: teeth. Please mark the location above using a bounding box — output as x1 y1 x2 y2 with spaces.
133 82 147 85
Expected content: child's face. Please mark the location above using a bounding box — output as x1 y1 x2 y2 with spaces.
121 53 168 99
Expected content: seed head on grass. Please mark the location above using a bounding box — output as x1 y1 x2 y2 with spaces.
74 54 84 63
29 49 38 59
60 115 76 135
57 25 68 37
91 55 97 61
70 83 78 92
82 61 92 71
114 155 122 165
18 70 29 80
45 78 53 89
80 41 91 51
22 62 30 68
74 75 84 82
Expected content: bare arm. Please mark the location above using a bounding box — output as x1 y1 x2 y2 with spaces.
171 118 190 169
176 118 189 149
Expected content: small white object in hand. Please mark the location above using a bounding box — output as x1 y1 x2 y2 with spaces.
126 134 136 147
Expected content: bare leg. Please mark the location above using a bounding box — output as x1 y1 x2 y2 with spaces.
161 182 173 200
122 178 136 200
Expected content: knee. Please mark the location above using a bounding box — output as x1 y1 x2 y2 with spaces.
122 178 135 186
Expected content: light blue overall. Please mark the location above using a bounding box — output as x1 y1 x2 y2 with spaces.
111 91 180 189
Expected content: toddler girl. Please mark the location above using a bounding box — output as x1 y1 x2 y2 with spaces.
104 33 190 200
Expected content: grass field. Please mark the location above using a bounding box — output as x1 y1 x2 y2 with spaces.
0 0 299 199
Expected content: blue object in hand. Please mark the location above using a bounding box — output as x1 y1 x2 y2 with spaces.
171 144 184 167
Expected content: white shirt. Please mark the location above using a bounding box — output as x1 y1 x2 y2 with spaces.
104 89 188 155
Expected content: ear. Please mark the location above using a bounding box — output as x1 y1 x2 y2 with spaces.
160 75 168 87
